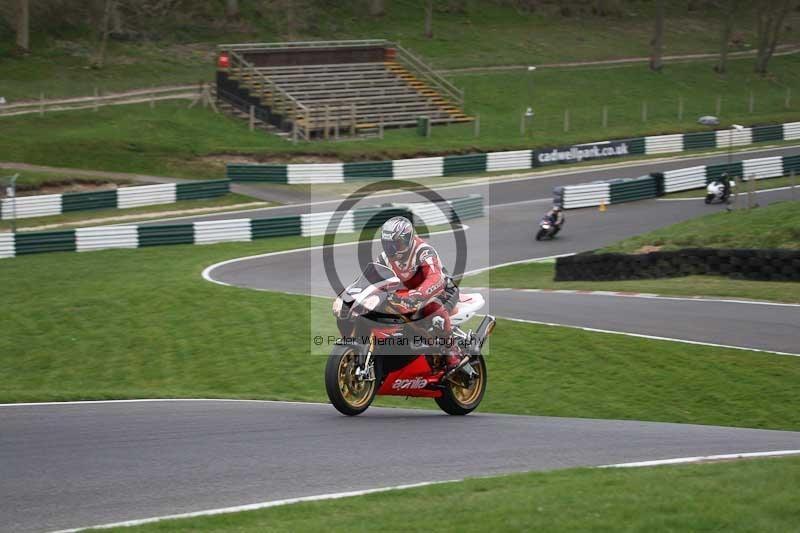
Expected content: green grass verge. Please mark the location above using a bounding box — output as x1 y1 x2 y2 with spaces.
2 55 800 177
601 200 800 252
0 193 268 232
2 241 800 430
104 457 800 533
464 200 800 303
666 175 800 198
462 261 800 304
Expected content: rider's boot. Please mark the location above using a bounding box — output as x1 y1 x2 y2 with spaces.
445 344 469 373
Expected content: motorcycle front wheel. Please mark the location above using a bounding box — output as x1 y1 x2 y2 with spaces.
435 354 487 415
325 344 377 416
535 228 546 241
704 194 714 204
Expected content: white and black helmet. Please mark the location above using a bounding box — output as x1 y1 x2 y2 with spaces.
381 216 415 262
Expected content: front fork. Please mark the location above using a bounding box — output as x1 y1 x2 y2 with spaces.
355 335 376 382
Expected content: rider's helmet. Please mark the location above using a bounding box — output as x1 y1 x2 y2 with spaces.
552 205 562 212
381 216 415 263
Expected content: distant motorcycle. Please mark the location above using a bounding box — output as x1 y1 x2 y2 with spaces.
536 216 562 241
705 179 734 204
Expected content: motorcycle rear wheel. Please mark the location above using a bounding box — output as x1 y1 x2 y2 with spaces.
435 355 487 415
325 344 377 416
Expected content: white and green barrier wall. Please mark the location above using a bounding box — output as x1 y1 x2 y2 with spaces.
554 153 800 209
226 121 800 184
0 195 483 259
0 180 230 220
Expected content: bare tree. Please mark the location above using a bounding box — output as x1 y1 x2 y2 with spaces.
424 0 433 38
714 0 741 74
92 0 116 69
369 0 385 17
754 0 793 74
649 0 665 71
15 0 30 52
225 0 240 20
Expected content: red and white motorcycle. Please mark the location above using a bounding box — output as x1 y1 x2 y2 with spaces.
326 262 495 416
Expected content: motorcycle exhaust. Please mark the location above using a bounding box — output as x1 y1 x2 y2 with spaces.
469 315 496 355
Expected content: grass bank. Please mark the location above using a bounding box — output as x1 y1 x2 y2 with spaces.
2 241 800 430
464 200 800 303
2 56 800 177
601 199 800 252
109 456 800 533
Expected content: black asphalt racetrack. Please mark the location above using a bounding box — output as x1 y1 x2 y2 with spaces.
5 147 800 532
2 400 800 532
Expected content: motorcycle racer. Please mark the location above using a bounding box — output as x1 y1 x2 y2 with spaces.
377 216 467 372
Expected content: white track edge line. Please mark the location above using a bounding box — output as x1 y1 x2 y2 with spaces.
49 479 459 533
201 225 469 288
50 448 800 532
502 316 800 357
601 449 800 468
484 287 800 308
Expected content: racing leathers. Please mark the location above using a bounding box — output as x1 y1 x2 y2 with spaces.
376 236 463 367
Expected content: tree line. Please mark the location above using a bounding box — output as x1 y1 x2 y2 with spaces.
5 0 799 74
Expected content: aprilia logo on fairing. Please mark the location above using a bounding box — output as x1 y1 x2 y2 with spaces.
392 377 428 390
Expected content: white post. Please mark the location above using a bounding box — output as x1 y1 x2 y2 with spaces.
563 109 569 133
249 105 255 131
602 105 608 128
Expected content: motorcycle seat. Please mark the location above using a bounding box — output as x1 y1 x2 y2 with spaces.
450 293 485 326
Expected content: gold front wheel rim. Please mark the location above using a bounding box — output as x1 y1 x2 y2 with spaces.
337 348 375 409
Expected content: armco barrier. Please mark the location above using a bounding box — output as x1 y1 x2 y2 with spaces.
555 152 800 208
555 248 800 282
0 180 231 220
225 121 800 184
0 195 484 259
